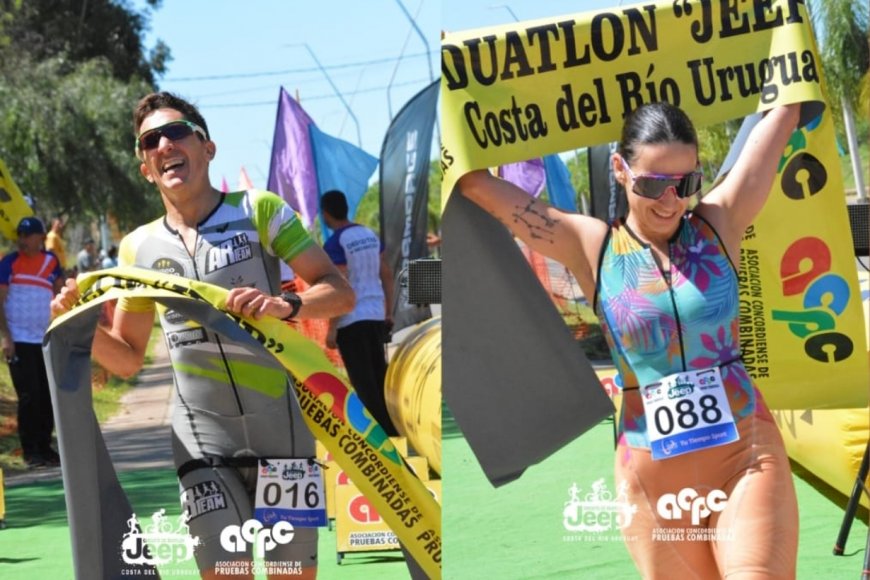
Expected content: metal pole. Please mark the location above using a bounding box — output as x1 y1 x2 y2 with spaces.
299 43 363 148
842 98 868 201
394 0 434 83
488 3 519 22
387 0 423 119
393 0 440 146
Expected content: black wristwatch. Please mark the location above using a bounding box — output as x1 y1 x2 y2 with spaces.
280 291 303 320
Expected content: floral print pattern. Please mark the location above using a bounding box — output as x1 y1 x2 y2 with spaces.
595 214 756 448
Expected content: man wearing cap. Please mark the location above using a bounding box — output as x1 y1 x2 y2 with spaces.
0 217 65 468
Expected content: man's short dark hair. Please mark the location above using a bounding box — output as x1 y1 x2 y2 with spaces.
133 92 210 139
320 190 349 220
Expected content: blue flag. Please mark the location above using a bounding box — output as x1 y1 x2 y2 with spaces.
543 154 577 212
309 125 379 238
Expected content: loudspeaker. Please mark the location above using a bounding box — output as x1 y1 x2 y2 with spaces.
408 259 441 305
847 202 869 257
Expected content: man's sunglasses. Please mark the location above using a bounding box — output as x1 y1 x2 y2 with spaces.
619 156 703 200
135 120 207 156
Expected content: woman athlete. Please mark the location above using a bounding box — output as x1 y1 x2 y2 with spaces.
458 101 801 578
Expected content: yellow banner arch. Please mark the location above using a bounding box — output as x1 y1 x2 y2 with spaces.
440 0 868 410
441 0 823 196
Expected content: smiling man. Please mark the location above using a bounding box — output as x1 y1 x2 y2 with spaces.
52 92 354 579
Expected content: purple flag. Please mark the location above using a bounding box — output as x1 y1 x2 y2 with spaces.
267 87 318 228
498 158 546 197
309 124 379 238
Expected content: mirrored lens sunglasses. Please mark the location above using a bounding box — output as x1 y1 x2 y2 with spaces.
620 156 703 200
135 120 207 155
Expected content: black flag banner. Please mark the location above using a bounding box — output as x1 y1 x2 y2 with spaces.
379 79 440 331
587 142 627 223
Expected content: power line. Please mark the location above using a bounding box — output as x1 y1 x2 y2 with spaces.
200 76 432 109
178 64 389 99
165 51 431 82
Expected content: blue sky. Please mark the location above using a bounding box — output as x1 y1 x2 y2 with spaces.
134 0 622 189
135 0 440 189
443 0 623 31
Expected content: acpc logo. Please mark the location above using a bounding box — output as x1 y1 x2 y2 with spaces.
771 115 854 363
772 236 853 362
656 488 728 526
219 520 295 558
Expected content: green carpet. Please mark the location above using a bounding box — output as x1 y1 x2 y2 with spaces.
441 407 868 579
0 468 410 579
2 415 867 579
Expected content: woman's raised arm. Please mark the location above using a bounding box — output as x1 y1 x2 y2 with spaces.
457 169 608 299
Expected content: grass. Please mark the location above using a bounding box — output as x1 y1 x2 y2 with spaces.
0 317 163 473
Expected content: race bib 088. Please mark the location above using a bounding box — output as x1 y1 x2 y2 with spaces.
640 368 739 461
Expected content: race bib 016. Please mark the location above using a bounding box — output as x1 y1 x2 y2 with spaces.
640 368 739 460
254 458 327 527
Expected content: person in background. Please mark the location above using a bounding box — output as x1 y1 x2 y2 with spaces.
45 217 68 273
101 245 118 269
76 238 99 273
321 189 398 437
0 217 65 468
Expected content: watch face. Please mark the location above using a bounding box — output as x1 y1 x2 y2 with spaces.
282 292 302 319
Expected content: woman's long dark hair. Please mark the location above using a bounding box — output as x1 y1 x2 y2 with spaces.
617 102 698 164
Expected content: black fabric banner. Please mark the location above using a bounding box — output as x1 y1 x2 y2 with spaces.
442 191 615 487
379 80 439 332
587 142 626 223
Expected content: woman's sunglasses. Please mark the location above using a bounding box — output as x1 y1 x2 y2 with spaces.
135 120 207 156
619 156 703 200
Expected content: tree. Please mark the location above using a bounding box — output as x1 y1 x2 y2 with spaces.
563 151 589 211
0 1 23 48
2 0 169 83
0 56 163 227
0 0 169 228
810 0 869 118
810 0 870 198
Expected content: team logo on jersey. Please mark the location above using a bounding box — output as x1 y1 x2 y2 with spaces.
151 257 185 276
206 233 253 274
166 327 207 349
164 309 189 325
181 481 228 521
